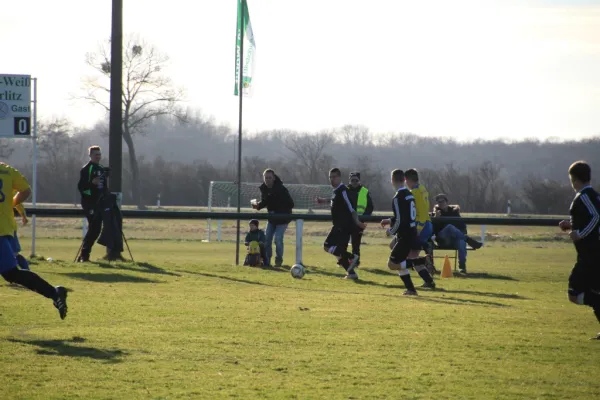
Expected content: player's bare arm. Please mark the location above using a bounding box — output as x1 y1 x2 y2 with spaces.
13 188 31 207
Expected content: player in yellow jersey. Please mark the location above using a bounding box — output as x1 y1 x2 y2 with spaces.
405 169 437 289
11 189 30 270
0 162 68 319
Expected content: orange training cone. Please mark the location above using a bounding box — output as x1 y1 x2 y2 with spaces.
441 255 453 278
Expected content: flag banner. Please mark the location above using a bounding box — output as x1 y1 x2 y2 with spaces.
234 0 256 97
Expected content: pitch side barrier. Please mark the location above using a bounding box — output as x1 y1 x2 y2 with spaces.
26 208 563 227
27 208 562 264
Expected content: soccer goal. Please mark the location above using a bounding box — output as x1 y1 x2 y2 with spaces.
205 181 333 242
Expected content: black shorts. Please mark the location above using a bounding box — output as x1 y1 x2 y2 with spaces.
324 226 352 250
568 255 600 295
389 232 419 264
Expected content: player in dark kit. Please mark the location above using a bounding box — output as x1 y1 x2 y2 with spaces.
559 161 600 340
316 168 366 280
380 169 429 296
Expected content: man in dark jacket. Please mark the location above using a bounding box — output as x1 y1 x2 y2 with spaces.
76 145 107 262
346 172 374 264
432 193 482 273
251 169 295 267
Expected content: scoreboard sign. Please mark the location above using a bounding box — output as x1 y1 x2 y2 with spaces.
0 74 31 136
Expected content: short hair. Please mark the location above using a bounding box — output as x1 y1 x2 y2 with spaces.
349 171 361 180
568 161 591 183
435 193 448 202
263 168 275 176
405 168 419 182
88 145 101 155
391 169 405 183
329 168 341 177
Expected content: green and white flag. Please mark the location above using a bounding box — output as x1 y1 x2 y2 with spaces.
234 0 256 97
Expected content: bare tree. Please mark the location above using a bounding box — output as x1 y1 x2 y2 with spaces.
338 124 372 147
522 177 573 215
37 118 86 203
0 139 15 159
243 156 267 181
81 36 185 208
283 132 335 183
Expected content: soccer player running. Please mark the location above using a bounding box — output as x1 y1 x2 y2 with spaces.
0 162 68 319
559 161 600 340
404 168 437 288
380 169 429 296
316 168 366 280
11 188 30 270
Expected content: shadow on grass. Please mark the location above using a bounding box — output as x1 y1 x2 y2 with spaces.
7 336 127 363
359 267 396 277
363 268 518 282
255 265 289 273
179 270 510 308
411 295 510 308
95 261 181 277
453 272 519 281
60 272 161 284
304 265 406 289
433 287 529 300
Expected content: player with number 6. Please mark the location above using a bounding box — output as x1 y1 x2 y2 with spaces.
380 169 429 296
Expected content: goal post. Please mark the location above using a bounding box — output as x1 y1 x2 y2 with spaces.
204 181 332 243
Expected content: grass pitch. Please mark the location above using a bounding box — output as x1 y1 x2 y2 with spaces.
1 219 599 399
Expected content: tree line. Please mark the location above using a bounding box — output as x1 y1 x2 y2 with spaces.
1 116 594 216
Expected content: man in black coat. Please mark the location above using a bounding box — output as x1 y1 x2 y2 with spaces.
251 169 295 267
76 145 106 262
345 172 374 264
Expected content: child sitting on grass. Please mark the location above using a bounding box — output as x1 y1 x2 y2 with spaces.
244 219 267 266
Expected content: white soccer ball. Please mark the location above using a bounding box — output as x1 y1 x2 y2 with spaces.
290 264 305 279
47 257 54 262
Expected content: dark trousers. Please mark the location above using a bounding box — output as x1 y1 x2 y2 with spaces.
81 208 103 257
351 228 363 256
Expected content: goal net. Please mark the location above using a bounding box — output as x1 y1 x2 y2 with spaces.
205 181 332 241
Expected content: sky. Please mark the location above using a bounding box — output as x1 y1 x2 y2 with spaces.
2 0 600 141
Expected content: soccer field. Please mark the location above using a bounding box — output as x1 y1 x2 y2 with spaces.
1 220 599 399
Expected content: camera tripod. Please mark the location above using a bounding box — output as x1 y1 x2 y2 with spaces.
74 188 134 263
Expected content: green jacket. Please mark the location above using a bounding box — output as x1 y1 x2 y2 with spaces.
244 229 266 245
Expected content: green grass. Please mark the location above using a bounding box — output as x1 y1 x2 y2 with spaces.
1 221 599 399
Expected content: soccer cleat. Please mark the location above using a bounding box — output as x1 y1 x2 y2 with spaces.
589 333 600 340
403 289 418 296
344 273 359 280
425 255 438 275
348 255 360 271
420 281 436 289
53 286 68 320
275 259 283 268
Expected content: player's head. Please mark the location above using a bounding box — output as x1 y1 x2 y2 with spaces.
391 169 405 190
404 168 419 189
263 168 275 188
435 193 449 211
89 145 101 164
249 219 259 231
329 168 342 187
568 161 591 191
349 172 361 188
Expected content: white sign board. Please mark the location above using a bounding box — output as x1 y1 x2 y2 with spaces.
0 74 31 137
